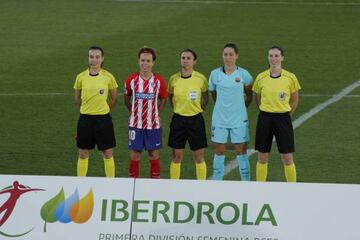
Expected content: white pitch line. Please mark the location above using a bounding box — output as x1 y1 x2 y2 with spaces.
301 94 360 98
112 0 360 6
213 79 360 179
293 80 360 128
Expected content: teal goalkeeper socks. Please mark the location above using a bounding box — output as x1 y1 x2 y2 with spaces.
237 154 250 181
213 154 225 180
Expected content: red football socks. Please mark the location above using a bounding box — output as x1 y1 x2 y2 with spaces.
150 159 160 179
129 160 140 178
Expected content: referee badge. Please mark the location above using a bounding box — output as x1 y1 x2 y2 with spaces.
189 91 197 101
278 91 286 101
99 89 105 95
235 77 241 82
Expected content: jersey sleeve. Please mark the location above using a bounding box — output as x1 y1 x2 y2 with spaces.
290 74 301 93
124 75 133 96
243 70 253 86
108 73 118 90
201 74 208 92
73 74 82 90
252 75 261 93
158 76 168 99
167 75 174 94
208 71 216 91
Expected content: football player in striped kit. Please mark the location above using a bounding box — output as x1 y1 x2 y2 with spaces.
124 47 168 178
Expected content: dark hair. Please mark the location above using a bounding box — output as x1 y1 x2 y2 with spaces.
88 46 104 56
138 47 157 61
180 48 197 60
223 42 238 54
269 45 284 56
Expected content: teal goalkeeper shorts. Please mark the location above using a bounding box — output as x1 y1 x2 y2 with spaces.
211 125 249 144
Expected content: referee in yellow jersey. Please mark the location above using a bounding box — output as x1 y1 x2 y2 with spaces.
252 46 301 182
73 46 118 177
168 49 208 180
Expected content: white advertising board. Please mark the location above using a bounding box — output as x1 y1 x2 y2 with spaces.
1 175 360 240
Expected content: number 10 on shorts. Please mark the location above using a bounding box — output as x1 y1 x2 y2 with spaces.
129 130 136 141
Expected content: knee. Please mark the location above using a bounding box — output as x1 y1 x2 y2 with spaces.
282 154 294 165
215 149 225 155
258 152 269 164
131 151 141 161
148 150 159 160
172 151 183 163
235 144 247 155
102 149 113 159
194 155 204 163
193 149 205 163
79 149 89 159
215 145 226 155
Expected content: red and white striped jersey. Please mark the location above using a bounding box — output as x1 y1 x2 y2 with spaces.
125 72 167 129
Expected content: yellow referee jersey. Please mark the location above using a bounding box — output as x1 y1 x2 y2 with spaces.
252 69 301 113
168 70 208 116
73 69 118 115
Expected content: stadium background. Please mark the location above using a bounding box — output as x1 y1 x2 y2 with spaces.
0 0 359 182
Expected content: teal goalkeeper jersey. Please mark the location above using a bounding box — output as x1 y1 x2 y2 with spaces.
209 66 253 128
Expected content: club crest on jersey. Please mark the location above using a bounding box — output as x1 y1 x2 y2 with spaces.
235 77 241 82
99 89 105 95
278 91 286 101
150 82 156 87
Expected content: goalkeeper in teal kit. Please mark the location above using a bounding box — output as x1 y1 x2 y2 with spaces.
209 43 253 181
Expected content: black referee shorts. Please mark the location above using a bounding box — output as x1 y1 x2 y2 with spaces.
76 114 116 151
168 113 208 151
255 111 294 154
